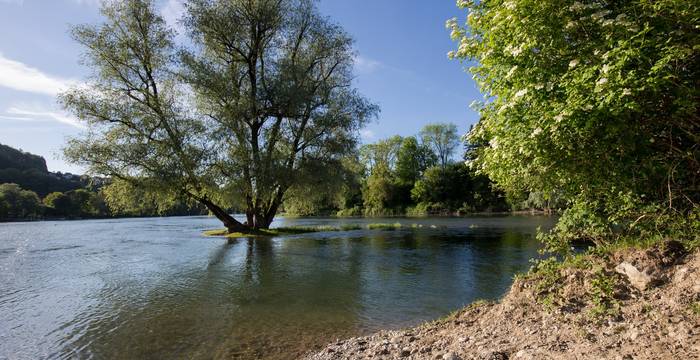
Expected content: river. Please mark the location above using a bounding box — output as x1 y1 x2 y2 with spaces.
0 215 555 359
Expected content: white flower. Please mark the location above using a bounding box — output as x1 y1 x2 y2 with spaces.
591 10 611 21
490 138 499 149
457 0 471 8
569 59 579 68
506 65 519 78
602 64 611 73
534 83 544 90
505 1 516 10
569 2 584 11
531 127 543 137
622 88 632 96
515 89 528 98
584 104 593 111
554 113 564 122
566 21 577 29
597 77 608 86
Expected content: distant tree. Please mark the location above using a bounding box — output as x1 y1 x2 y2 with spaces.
0 183 42 219
363 166 399 215
61 0 376 232
101 179 203 217
44 192 72 217
359 136 403 173
395 136 436 185
411 163 506 214
420 123 460 168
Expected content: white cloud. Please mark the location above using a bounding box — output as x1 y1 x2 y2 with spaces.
0 53 77 96
354 55 382 75
360 129 375 140
1 106 84 128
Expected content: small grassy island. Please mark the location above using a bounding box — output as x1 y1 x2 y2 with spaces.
203 222 442 239
202 225 362 239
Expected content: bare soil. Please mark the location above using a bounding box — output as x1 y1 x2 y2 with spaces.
306 241 700 359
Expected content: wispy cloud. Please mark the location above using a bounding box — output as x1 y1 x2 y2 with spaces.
0 53 77 96
360 129 375 141
0 106 83 128
354 55 382 75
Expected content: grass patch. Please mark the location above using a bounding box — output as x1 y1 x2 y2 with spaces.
690 302 700 316
203 225 354 239
367 222 403 230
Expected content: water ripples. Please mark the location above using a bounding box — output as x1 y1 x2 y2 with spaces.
0 215 554 359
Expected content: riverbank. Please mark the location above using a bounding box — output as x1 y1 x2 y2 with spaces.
307 241 699 359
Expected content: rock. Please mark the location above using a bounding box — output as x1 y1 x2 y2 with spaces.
400 348 411 357
673 267 689 283
615 262 653 290
443 352 461 360
481 351 509 360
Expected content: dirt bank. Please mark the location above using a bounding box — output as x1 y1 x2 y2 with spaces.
307 241 700 359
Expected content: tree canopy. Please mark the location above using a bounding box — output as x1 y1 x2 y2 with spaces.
449 0 699 249
61 0 377 231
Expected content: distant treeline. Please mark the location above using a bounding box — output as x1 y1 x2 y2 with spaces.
0 144 206 221
281 123 564 217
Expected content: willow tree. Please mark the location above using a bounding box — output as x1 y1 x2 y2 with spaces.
61 0 376 231
449 0 699 249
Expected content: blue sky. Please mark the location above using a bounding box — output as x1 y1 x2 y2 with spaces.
0 0 479 173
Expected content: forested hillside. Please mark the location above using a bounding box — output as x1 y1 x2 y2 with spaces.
0 143 206 221
0 143 85 197
0 143 48 172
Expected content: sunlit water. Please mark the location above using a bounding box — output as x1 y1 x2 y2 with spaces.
0 215 555 359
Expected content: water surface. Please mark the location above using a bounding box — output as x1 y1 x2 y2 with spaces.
0 215 554 359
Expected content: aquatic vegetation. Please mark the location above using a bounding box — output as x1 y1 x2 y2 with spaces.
367 222 403 230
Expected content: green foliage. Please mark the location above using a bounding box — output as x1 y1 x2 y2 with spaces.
0 183 42 219
367 222 403 230
529 257 564 310
412 163 507 214
61 0 377 230
420 123 460 168
589 269 620 319
690 302 700 316
0 143 47 172
43 189 109 218
101 179 204 217
450 0 700 250
283 157 362 216
395 136 436 185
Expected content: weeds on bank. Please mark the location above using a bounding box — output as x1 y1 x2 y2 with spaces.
588 268 620 319
690 302 700 316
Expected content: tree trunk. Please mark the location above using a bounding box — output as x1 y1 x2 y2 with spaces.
200 198 248 233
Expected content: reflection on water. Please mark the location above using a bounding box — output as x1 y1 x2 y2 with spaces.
0 215 554 359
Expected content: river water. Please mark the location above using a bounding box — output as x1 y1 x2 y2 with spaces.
0 215 555 359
